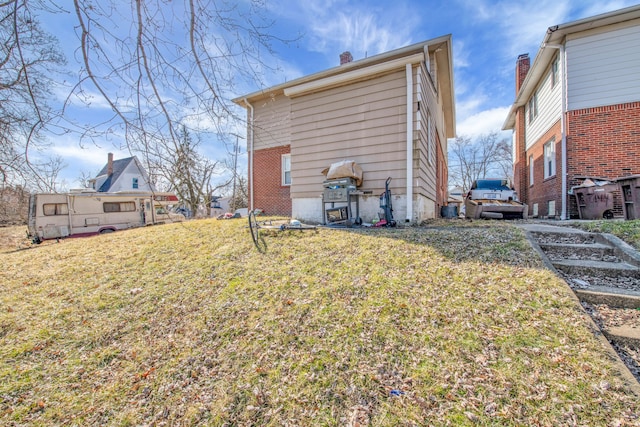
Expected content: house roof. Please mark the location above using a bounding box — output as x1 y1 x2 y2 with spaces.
95 157 136 192
233 35 456 138
503 4 640 130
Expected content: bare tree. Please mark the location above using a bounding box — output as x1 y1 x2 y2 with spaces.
448 132 513 191
156 126 230 216
220 174 248 212
70 0 291 188
3 1 293 192
0 0 66 191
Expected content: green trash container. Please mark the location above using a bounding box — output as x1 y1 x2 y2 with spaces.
616 175 640 220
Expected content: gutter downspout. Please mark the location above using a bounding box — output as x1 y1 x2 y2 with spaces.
405 63 414 223
243 98 255 211
543 43 567 219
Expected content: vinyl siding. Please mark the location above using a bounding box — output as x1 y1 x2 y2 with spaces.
525 55 562 151
252 94 292 150
289 69 408 198
566 23 640 110
415 63 438 201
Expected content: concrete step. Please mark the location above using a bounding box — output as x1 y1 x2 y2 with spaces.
575 287 640 308
530 230 596 245
538 242 619 262
552 259 640 278
605 326 640 349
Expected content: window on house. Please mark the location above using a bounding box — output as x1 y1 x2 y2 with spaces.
544 139 556 179
43 203 69 216
282 154 291 186
103 201 136 213
528 90 538 123
132 177 139 189
551 57 559 87
529 155 534 186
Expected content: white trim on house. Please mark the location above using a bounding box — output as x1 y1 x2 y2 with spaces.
405 63 414 223
284 53 425 98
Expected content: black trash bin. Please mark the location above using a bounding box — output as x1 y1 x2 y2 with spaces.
573 183 617 220
440 204 458 218
616 175 640 220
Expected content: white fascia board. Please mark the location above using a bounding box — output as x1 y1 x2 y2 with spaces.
283 53 425 98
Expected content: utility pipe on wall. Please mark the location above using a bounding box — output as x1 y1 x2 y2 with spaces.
405 63 414 222
542 43 567 219
243 98 255 211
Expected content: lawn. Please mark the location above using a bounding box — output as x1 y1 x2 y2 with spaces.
572 219 640 250
1 219 638 426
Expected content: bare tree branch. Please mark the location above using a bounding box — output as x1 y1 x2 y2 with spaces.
448 132 513 191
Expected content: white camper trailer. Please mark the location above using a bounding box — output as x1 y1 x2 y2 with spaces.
27 190 184 242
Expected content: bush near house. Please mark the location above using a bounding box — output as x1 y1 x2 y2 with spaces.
1 220 638 425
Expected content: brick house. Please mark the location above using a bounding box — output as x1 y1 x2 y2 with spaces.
503 5 640 219
233 36 456 223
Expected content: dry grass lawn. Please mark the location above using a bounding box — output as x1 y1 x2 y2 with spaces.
1 219 639 426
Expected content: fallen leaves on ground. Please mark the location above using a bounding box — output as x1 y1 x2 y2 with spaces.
0 219 638 426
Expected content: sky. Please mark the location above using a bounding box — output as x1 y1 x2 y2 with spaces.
36 0 640 188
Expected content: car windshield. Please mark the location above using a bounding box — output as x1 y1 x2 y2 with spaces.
474 179 511 190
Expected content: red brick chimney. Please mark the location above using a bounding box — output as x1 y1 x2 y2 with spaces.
107 153 114 176
340 51 353 65
516 53 530 94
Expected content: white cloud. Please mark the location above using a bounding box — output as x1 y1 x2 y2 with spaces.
274 0 417 63
456 106 511 138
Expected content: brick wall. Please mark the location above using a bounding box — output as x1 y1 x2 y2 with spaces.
252 145 292 216
566 101 640 218
567 101 640 183
525 121 562 218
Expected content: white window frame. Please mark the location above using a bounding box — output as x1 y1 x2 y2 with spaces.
544 139 556 179
529 154 534 186
281 154 291 186
551 57 559 87
528 90 538 123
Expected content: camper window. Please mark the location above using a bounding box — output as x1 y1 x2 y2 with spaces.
103 201 136 213
43 203 69 216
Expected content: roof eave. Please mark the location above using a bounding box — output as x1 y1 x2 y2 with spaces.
232 35 454 106
507 5 640 123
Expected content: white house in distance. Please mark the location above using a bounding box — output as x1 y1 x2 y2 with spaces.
90 153 156 193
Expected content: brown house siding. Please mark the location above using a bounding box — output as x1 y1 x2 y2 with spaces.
252 145 292 216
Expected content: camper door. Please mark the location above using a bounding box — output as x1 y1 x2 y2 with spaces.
143 199 155 225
